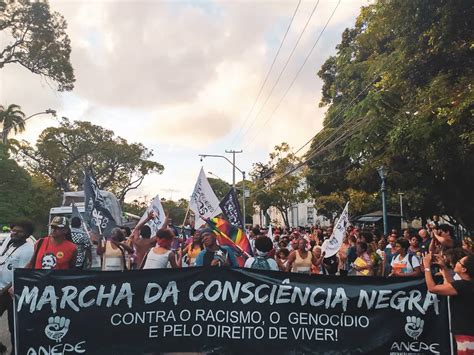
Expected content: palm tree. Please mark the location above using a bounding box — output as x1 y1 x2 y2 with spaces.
0 104 26 144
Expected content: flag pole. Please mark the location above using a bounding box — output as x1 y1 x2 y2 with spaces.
181 205 190 228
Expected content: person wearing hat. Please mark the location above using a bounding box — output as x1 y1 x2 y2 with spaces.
26 216 77 270
194 228 238 267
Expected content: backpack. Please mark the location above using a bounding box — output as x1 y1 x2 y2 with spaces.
251 256 271 270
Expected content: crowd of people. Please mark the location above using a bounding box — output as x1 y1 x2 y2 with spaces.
0 213 473 354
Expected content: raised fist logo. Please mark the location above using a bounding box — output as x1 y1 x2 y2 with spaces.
405 316 424 340
45 316 70 343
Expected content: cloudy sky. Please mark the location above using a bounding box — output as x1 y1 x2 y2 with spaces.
1 0 369 202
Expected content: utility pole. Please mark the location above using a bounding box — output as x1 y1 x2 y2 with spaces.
225 149 243 191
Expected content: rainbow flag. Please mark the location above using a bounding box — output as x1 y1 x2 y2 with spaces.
206 217 253 257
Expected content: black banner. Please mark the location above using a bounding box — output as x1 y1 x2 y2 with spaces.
219 188 244 228
14 268 450 354
83 170 117 237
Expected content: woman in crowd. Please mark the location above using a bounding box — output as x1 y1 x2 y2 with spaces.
286 238 320 274
352 241 373 276
142 228 182 269
276 248 290 271
423 254 474 354
183 230 202 267
390 238 422 277
97 228 133 271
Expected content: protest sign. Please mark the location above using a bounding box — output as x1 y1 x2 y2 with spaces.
15 268 449 354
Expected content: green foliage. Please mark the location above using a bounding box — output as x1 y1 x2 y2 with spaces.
13 118 164 203
307 0 474 228
0 145 60 236
251 143 308 228
207 177 231 200
123 198 189 226
0 0 75 91
0 104 25 144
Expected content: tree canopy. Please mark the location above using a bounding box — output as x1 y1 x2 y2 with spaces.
0 0 75 91
13 118 164 203
251 143 308 228
0 104 25 144
306 0 474 228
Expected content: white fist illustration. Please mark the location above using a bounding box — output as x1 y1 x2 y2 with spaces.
405 316 424 340
45 316 70 343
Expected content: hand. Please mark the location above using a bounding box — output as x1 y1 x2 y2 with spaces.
422 253 432 269
8 286 13 297
210 259 220 266
147 211 156 220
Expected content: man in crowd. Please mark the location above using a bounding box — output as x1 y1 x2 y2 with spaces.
418 228 431 255
26 216 77 270
383 233 398 276
0 221 35 353
195 229 238 267
131 212 157 268
70 216 92 269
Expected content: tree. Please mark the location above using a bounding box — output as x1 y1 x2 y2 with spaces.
251 143 308 228
0 104 25 144
307 0 474 228
207 177 231 201
0 144 60 235
13 118 164 203
0 0 75 91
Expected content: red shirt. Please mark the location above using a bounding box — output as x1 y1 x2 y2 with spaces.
34 236 77 270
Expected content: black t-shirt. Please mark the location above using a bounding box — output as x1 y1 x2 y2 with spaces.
450 279 474 335
202 248 228 266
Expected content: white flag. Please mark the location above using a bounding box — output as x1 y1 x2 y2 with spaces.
138 194 166 237
189 168 222 227
267 224 273 241
322 202 349 258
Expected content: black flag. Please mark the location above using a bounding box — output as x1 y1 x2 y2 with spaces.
83 170 117 237
219 188 244 228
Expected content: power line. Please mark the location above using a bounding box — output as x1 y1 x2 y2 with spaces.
230 0 302 147
254 74 380 182
254 111 375 194
244 0 341 151
238 0 321 144
293 74 380 156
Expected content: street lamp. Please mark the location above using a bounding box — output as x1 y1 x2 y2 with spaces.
199 153 247 228
398 192 404 230
377 166 388 236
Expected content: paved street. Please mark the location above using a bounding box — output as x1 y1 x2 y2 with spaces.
0 313 11 354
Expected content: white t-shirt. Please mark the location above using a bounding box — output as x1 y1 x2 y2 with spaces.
0 237 34 289
390 253 420 274
244 257 279 271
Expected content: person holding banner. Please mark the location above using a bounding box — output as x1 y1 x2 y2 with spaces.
423 253 474 354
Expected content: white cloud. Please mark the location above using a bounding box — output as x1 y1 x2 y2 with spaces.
1 0 370 201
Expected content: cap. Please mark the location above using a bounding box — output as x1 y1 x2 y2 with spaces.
50 216 70 229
